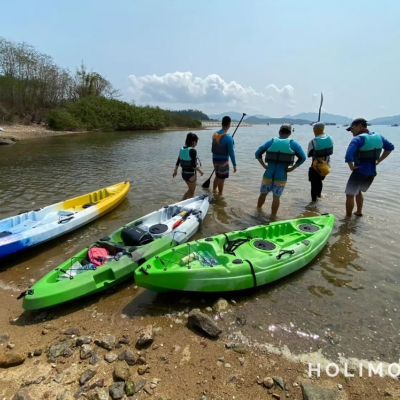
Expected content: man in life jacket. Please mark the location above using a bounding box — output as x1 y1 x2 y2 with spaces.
307 122 334 201
211 116 237 195
255 124 306 217
345 118 394 217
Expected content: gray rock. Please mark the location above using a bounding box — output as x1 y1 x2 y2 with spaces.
81 344 94 359
12 390 33 400
137 365 149 375
134 379 146 393
118 349 136 365
90 351 100 365
0 333 9 342
136 355 146 365
301 383 340 400
136 325 154 347
62 348 74 358
0 138 16 146
114 361 131 381
63 327 80 336
187 309 222 337
0 352 25 368
87 388 109 400
53 373 64 383
48 340 74 359
76 336 92 346
109 382 125 399
21 376 45 387
105 352 118 363
212 298 229 313
236 314 247 326
56 390 69 400
273 377 285 390
263 377 274 389
89 379 105 390
238 357 245 365
118 338 129 345
95 335 115 351
33 349 42 357
80 369 96 386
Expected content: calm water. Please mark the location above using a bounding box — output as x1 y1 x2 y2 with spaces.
0 125 399 362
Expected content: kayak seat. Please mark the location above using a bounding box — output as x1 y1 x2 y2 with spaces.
82 202 97 209
121 226 154 246
0 231 12 238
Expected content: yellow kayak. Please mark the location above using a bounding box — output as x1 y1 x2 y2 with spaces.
0 181 130 258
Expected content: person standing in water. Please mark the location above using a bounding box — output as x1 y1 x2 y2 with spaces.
173 132 204 200
307 122 334 201
345 118 394 217
255 124 306 217
211 116 237 195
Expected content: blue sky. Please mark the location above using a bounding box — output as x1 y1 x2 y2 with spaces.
2 0 399 118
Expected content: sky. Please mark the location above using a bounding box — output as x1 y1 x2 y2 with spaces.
1 0 399 119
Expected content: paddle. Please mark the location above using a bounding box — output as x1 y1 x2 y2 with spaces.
172 209 193 229
202 112 247 188
318 92 323 122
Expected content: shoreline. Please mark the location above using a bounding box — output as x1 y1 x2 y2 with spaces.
0 124 204 142
0 287 398 399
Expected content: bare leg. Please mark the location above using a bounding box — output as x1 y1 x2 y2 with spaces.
355 192 363 215
346 194 355 217
257 193 267 208
217 179 225 195
213 177 219 193
271 194 280 217
182 179 197 200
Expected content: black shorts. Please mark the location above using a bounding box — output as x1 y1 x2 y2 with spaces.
308 167 325 182
345 171 375 195
182 171 196 182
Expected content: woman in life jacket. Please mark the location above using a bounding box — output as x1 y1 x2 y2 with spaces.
173 132 204 200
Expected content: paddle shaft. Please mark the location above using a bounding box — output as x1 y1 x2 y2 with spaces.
318 92 323 122
202 112 246 187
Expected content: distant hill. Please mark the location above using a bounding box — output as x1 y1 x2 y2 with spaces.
171 109 210 120
245 116 312 125
369 115 400 125
285 112 352 124
208 111 250 121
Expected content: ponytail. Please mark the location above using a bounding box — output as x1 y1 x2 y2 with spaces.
185 132 199 147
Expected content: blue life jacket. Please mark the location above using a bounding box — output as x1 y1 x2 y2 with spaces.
312 135 334 158
211 132 229 156
179 147 195 170
356 133 383 161
265 137 295 165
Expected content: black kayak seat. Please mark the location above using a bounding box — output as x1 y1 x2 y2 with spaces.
0 231 12 238
82 202 97 209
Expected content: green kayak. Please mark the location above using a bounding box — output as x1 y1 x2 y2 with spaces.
134 214 335 292
22 194 210 310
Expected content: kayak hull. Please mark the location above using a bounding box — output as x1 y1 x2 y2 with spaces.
0 182 130 258
134 214 335 292
22 194 210 310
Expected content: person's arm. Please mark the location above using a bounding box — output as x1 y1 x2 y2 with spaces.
345 137 363 171
307 139 314 158
189 149 203 176
377 136 395 165
226 136 237 170
255 140 272 170
173 155 180 177
287 141 306 172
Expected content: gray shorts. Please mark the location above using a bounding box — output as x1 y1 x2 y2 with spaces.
345 171 375 195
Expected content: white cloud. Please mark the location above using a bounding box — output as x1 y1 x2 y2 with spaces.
379 105 386 110
129 71 264 105
266 96 275 103
266 84 295 99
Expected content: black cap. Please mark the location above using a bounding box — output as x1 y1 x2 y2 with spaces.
346 118 368 131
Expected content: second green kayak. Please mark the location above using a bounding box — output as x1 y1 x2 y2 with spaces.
135 214 335 292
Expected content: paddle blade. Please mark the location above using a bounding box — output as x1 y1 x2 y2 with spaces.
172 219 184 229
202 178 211 188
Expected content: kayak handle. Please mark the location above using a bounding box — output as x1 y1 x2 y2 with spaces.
276 250 295 260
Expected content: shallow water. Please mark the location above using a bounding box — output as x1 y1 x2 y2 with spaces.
0 124 399 362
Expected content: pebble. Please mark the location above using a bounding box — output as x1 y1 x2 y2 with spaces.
109 382 125 399
263 377 274 389
53 374 64 383
137 365 150 375
118 349 137 365
238 357 245 366
79 369 96 386
136 325 154 347
224 363 232 368
105 353 118 363
33 349 42 357
114 362 131 381
338 384 343 390
95 334 115 351
80 344 94 360
76 336 92 346
7 342 15 349
63 327 80 336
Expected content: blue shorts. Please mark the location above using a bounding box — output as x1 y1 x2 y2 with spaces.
260 180 285 197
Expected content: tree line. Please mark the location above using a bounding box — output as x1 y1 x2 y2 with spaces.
0 37 201 130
